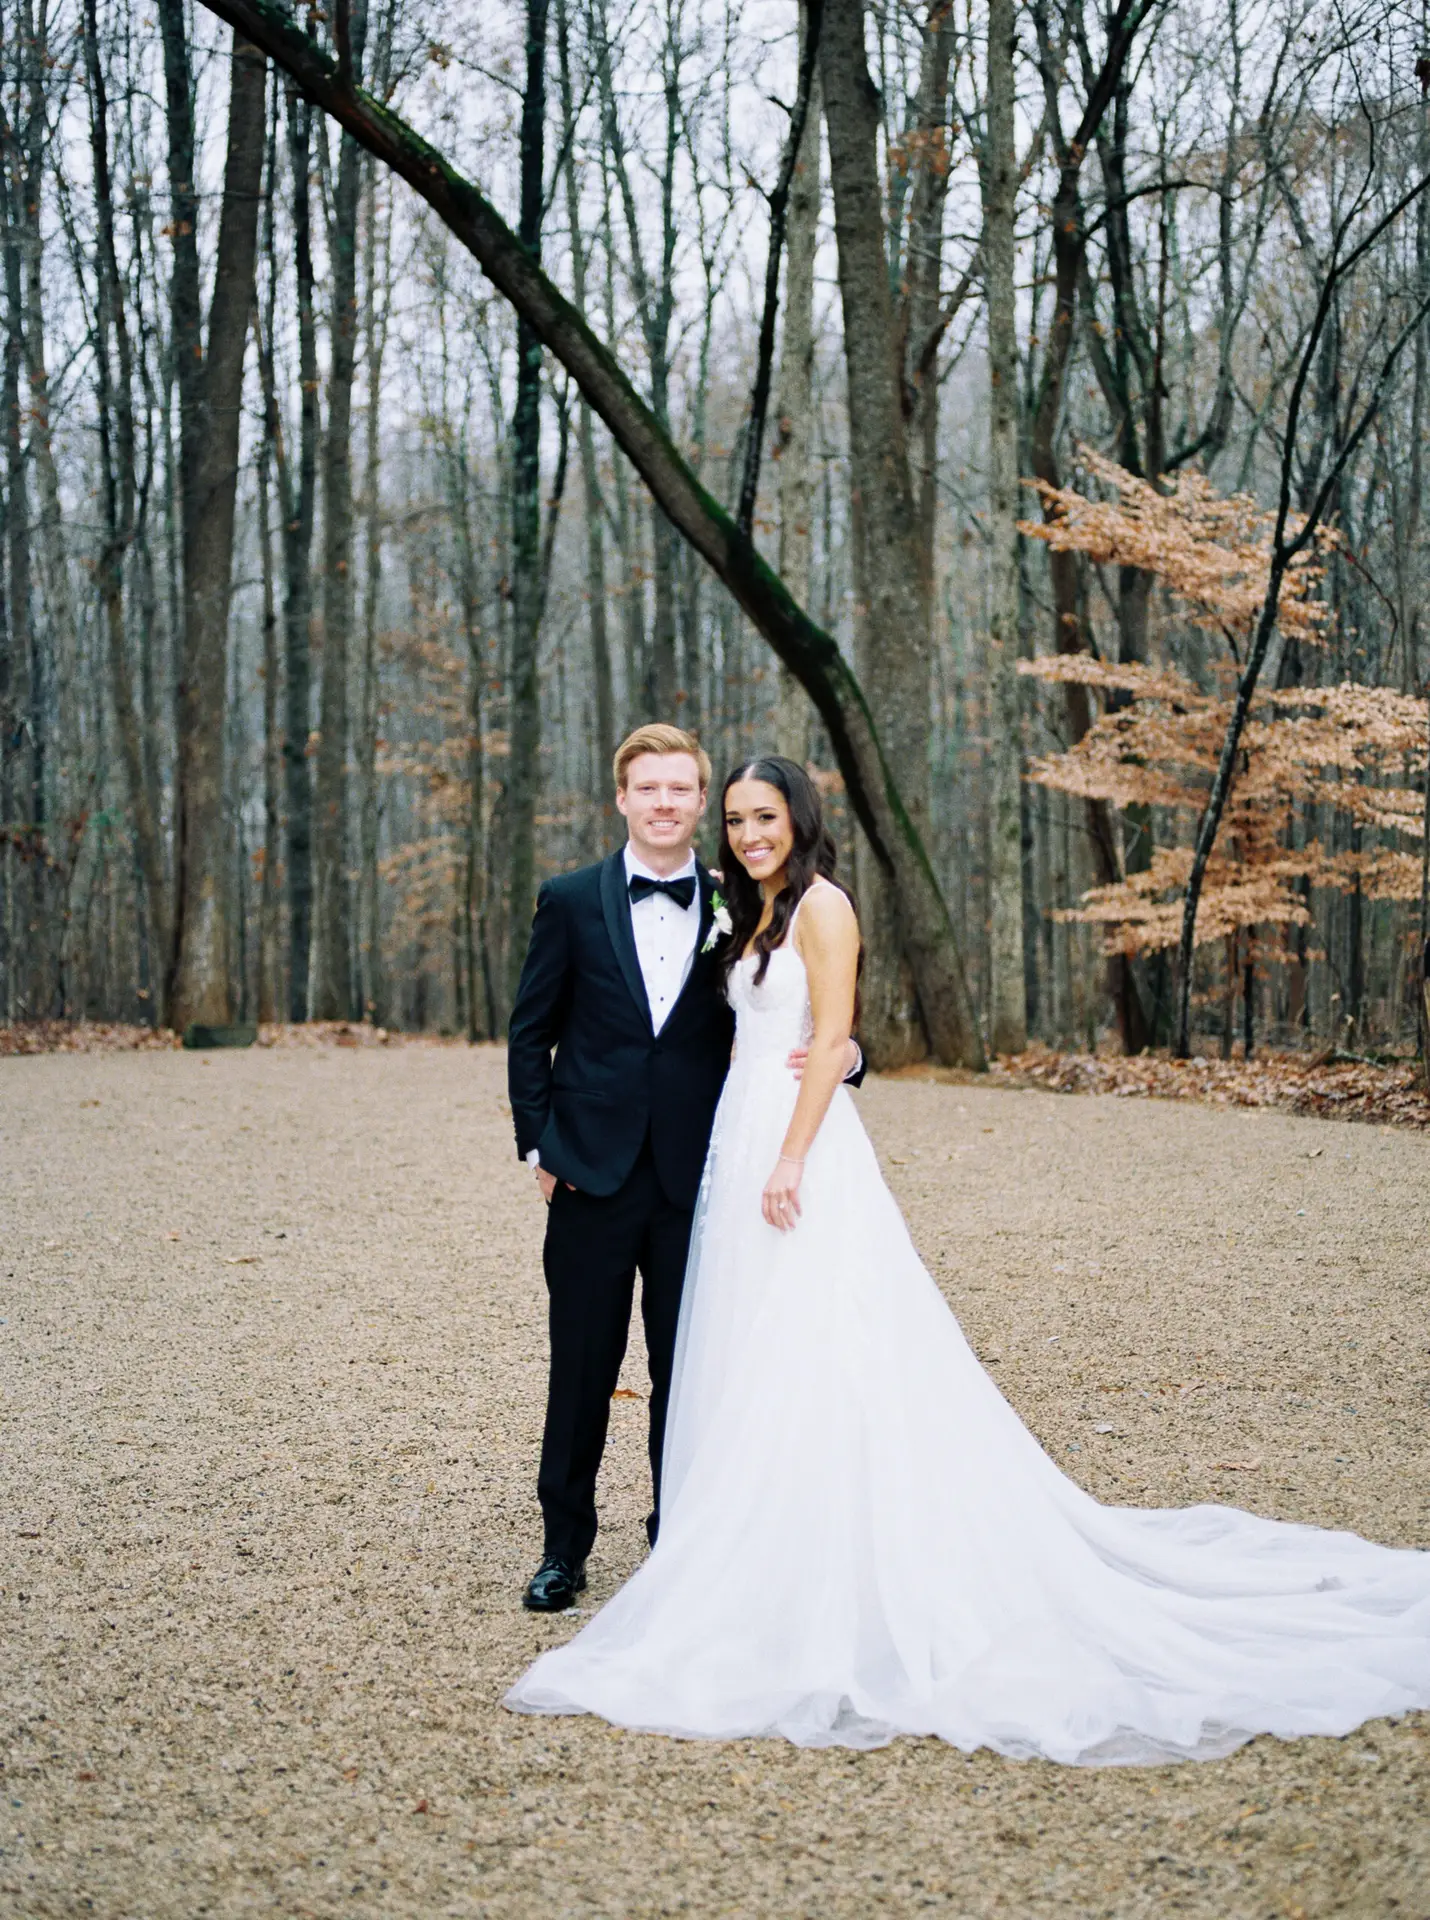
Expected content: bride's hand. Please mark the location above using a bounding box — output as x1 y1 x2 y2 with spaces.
762 1155 803 1232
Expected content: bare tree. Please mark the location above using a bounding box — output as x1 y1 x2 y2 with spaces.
81 0 169 1018
557 0 616 823
980 0 1024 1052
773 2 823 762
161 9 267 1031
310 0 369 1019
1173 174 1430 1053
820 0 942 1066
504 0 550 1007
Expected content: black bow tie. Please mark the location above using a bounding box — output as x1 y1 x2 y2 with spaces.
628 872 697 910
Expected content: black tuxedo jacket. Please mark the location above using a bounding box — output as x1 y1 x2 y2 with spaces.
507 851 735 1207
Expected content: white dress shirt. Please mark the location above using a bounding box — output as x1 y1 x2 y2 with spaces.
623 843 702 1035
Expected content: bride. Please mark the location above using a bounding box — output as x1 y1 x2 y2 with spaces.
505 756 1430 1765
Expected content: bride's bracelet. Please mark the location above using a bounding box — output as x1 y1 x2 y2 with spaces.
778 1153 805 1166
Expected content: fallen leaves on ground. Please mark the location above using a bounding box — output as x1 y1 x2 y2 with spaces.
8 1022 1426 1133
969 1045 1429 1131
0 1020 181 1055
0 1019 461 1055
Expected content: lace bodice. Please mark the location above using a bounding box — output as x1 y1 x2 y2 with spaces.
727 945 814 1063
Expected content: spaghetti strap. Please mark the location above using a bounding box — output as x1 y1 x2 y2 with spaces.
788 877 833 932
786 878 822 951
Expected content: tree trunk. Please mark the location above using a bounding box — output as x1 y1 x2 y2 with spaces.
200 0 985 1067
596 130 647 718
357 28 392 1028
0 36 33 1020
981 0 1026 1053
311 4 368 1021
257 410 282 1024
81 0 171 1023
281 86 318 1020
557 0 615 830
0 93 13 1019
448 435 496 1042
1414 47 1429 1074
821 0 933 1068
256 88 282 1024
1028 0 1154 1052
774 6 822 762
505 0 549 1009
21 1 75 1007
166 24 267 1031
594 0 682 714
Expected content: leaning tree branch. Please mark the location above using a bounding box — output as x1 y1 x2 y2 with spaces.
735 0 824 538
1173 255 1430 1057
195 0 985 1066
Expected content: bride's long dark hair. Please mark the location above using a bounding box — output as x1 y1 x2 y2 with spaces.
717 756 854 992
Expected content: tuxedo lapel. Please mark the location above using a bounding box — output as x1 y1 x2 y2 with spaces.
599 849 653 1030
693 862 715 962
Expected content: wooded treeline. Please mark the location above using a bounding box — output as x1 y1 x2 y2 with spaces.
0 0 1426 1065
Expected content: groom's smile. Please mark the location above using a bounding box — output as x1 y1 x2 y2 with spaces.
615 749 709 872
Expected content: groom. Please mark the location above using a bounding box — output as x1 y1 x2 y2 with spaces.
507 723 860 1611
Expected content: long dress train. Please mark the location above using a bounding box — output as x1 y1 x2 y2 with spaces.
505 911 1430 1764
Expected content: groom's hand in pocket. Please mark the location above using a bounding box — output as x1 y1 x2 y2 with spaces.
534 1166 576 1204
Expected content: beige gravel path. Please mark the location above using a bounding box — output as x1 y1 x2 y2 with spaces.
2 1045 1428 1919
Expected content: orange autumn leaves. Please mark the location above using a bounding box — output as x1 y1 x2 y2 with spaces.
1017 456 1427 957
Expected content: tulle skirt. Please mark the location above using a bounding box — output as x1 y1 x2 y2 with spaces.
505 1054 1430 1764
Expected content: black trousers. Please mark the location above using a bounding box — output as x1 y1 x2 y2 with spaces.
537 1137 694 1565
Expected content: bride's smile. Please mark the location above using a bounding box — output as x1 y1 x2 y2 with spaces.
723 779 796 892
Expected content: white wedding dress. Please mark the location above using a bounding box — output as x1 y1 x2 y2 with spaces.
505 899 1430 1764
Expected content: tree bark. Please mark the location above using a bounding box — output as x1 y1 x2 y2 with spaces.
257 406 282 1024
593 0 682 712
821 0 935 1067
166 23 267 1031
446 429 496 1041
197 0 985 1067
1028 0 1157 1052
556 0 615 826
357 15 392 1028
256 86 282 1025
0 19 34 1020
981 0 1025 1053
281 86 318 1020
311 3 368 1021
774 4 822 761
0 37 15 1021
82 0 171 1022
504 0 549 1008
1414 46 1429 1075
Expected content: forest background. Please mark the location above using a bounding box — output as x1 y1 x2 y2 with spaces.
1 0 1427 1071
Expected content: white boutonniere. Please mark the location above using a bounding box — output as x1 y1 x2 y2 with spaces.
701 887 732 954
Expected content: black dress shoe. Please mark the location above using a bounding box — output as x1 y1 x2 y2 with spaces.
522 1555 587 1613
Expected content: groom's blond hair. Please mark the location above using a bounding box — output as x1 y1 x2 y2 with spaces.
613 724 711 792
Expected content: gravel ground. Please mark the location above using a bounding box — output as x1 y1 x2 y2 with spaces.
2 1044 1428 1920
